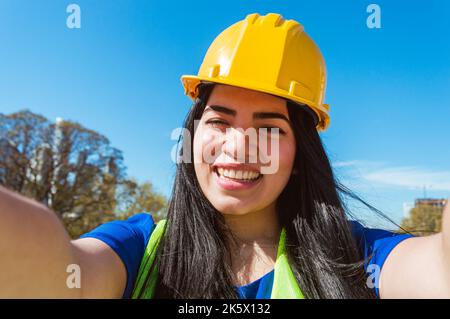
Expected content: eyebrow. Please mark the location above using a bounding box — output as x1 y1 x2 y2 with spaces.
204 105 236 116
204 105 291 124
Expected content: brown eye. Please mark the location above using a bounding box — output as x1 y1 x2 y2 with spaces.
258 126 286 135
205 119 229 129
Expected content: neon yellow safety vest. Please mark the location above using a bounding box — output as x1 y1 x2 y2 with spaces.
131 219 304 299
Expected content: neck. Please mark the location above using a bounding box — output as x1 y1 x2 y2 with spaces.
223 203 282 286
223 202 281 247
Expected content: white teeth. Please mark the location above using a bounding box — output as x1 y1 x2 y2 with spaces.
226 169 236 178
215 168 261 180
249 171 258 179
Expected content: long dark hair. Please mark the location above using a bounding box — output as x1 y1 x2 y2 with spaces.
137 82 385 298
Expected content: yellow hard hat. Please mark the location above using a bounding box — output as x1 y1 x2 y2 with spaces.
181 13 330 131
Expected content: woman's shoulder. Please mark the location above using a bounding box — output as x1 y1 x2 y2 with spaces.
80 212 156 246
79 212 157 298
348 220 414 254
348 220 414 296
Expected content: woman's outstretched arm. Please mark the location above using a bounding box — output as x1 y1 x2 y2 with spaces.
379 202 450 298
0 186 126 298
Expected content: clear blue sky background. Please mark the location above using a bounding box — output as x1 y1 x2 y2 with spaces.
1 0 449 227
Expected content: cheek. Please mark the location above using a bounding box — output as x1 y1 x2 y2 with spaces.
193 127 208 186
193 125 223 165
263 138 296 186
279 139 296 172
193 126 224 190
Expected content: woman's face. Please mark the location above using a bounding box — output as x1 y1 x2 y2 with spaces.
193 84 297 215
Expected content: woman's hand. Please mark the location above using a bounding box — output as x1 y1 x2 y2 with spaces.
0 186 126 298
379 200 450 298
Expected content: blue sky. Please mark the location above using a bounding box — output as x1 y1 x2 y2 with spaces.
1 0 449 228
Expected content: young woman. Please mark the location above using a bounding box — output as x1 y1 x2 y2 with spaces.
1 13 449 299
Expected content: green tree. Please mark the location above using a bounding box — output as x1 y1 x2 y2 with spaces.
0 110 167 238
116 179 167 222
401 204 443 236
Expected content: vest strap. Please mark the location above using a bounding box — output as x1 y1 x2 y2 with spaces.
271 228 304 299
131 219 166 299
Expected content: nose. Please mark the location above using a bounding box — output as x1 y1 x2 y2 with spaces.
222 127 258 164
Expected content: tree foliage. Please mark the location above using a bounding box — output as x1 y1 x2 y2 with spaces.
401 204 443 236
0 110 167 238
116 179 167 222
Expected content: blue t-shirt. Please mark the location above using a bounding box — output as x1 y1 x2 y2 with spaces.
80 213 413 299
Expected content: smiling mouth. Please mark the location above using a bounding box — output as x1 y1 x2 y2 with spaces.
213 167 263 182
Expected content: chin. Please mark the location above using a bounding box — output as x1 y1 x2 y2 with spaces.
218 208 252 216
209 199 250 216
209 196 265 216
